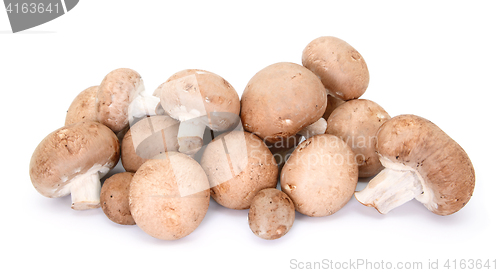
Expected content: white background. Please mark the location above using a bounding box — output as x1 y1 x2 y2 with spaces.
2 1 499 272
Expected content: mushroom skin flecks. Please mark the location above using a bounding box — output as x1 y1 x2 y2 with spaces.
355 115 475 215
29 121 120 210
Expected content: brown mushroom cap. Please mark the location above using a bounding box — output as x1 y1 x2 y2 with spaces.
154 69 240 130
302 36 369 100
326 99 391 177
200 131 278 210
240 62 327 144
29 121 120 209
129 153 210 240
65 86 99 126
100 172 135 225
121 115 180 172
281 134 358 217
248 188 295 240
356 115 475 215
97 68 144 133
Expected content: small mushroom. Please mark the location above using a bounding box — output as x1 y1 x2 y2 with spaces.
355 115 475 215
240 62 327 144
65 86 98 126
326 99 391 177
281 134 358 217
154 69 240 155
200 130 279 210
302 36 369 100
121 115 180 172
29 121 120 210
100 172 135 225
248 188 295 240
129 153 210 240
96 68 146 133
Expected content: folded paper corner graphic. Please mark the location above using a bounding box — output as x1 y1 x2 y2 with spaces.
4 0 79 33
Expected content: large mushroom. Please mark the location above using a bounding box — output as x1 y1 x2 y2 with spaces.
121 115 180 172
355 115 475 215
153 69 240 155
240 62 327 144
29 121 120 210
200 130 278 210
129 152 210 240
302 36 369 101
326 99 391 177
281 134 358 216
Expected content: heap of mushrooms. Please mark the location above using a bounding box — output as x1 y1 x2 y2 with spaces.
28 35 476 242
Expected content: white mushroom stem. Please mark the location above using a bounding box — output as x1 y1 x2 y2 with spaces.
128 93 161 124
177 118 206 155
354 156 434 214
66 164 111 210
70 172 101 210
297 118 327 139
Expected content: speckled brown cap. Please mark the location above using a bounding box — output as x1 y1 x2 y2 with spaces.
326 99 390 177
248 188 295 240
372 115 475 215
29 121 120 209
200 131 278 210
241 62 327 144
154 69 240 130
121 115 180 172
100 172 135 225
281 134 358 217
65 86 99 126
97 68 144 133
302 36 369 100
129 153 210 240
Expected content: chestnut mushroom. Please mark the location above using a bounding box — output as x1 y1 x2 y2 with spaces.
97 68 153 133
29 121 120 210
281 134 358 217
153 69 240 155
100 172 135 225
248 188 295 240
355 115 475 215
240 62 327 144
326 99 391 177
200 130 278 210
121 115 180 172
129 152 210 240
302 36 369 101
